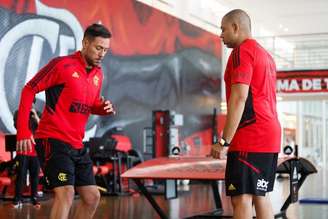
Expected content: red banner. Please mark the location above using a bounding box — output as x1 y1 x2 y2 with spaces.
277 70 328 93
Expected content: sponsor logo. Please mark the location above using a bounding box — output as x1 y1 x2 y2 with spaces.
69 101 92 115
228 184 236 191
93 75 99 86
58 173 68 182
72 71 80 78
257 178 269 191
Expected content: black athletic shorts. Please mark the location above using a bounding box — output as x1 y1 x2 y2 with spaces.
225 151 278 196
35 138 96 189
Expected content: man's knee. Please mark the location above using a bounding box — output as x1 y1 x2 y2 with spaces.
53 186 75 205
231 194 252 207
253 194 270 206
81 188 100 207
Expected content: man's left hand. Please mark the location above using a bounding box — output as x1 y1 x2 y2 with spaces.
102 99 116 115
210 143 228 159
96 96 116 115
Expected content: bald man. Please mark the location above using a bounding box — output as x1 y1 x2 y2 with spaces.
211 9 281 219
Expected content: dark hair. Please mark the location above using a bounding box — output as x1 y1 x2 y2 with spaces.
83 23 112 40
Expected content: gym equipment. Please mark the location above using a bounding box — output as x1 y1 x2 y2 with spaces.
86 130 142 196
275 156 317 218
283 145 293 155
152 110 183 157
4 134 16 160
0 160 12 201
151 110 184 199
212 108 219 145
122 155 317 219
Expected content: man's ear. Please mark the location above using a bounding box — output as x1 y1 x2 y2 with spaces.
232 22 239 33
82 38 88 49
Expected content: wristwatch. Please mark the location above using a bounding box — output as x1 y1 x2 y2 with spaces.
219 138 230 147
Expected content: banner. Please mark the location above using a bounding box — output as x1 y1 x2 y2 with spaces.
277 70 328 93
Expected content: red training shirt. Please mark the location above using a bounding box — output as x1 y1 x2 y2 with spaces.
224 39 281 153
17 51 107 149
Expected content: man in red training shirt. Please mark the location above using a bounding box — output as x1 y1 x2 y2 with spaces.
211 9 281 219
16 23 115 219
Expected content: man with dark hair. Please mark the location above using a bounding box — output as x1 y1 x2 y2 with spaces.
16 23 114 219
211 9 281 219
84 23 112 39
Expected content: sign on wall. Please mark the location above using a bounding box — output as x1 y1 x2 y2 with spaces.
277 70 328 93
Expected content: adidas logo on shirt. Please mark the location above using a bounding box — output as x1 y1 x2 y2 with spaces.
72 71 80 78
228 184 236 191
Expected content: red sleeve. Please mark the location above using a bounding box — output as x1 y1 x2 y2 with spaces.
16 86 35 140
91 98 107 115
91 74 108 115
16 57 63 140
26 57 63 92
230 46 253 85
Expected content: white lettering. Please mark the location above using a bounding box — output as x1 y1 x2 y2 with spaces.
278 77 328 93
257 179 269 191
277 79 289 92
302 79 312 90
312 79 321 90
289 79 299 91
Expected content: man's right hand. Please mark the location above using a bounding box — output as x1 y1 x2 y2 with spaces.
16 136 35 152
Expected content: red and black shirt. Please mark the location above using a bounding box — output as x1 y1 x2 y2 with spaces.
17 51 105 149
224 39 281 153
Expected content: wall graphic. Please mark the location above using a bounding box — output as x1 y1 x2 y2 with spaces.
0 0 221 153
277 70 328 93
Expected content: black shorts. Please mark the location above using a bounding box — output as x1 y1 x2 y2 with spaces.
225 151 278 196
35 138 96 189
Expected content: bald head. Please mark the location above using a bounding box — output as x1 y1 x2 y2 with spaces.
220 9 252 48
223 9 251 33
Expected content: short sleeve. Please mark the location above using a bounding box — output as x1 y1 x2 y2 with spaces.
230 46 253 85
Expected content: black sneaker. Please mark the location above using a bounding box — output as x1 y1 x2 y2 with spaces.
31 197 41 209
11 200 22 209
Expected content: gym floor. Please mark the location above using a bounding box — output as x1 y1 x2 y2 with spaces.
0 167 327 219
